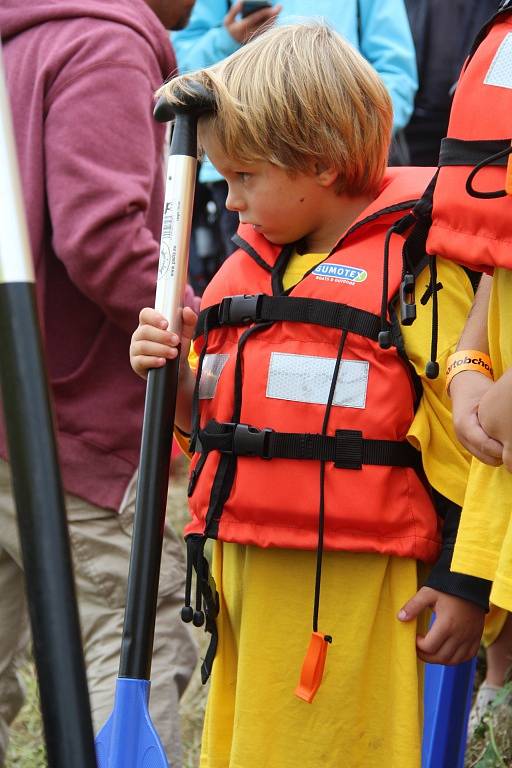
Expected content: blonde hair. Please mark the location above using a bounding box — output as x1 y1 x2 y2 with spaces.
159 23 392 196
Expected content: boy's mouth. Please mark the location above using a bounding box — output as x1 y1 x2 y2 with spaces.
239 220 262 231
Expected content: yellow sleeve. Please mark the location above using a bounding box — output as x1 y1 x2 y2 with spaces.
451 269 512 609
401 259 473 506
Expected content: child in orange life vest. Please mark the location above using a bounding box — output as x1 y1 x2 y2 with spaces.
131 23 489 768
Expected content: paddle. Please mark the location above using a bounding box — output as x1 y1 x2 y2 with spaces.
0 45 97 768
95 84 215 768
422 658 477 767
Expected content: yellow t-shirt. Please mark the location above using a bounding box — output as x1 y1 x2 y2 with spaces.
194 252 473 768
452 268 512 615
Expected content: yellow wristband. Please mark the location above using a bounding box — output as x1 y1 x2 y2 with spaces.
445 349 493 393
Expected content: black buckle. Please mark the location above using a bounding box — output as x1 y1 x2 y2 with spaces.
400 273 416 326
218 294 263 325
232 423 273 459
334 430 363 469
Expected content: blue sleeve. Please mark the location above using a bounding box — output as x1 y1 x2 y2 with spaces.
358 0 418 132
171 0 240 73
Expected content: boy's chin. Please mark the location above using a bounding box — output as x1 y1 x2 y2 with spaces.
262 232 292 245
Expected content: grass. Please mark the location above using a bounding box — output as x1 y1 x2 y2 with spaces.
4 665 46 768
464 652 512 768
4 655 208 768
464 682 512 767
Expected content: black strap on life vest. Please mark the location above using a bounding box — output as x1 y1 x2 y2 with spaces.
438 137 512 199
439 138 511 167
180 534 220 684
389 201 442 381
377 213 417 350
196 419 422 471
195 294 390 342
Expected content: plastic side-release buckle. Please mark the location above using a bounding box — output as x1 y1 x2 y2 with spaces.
218 294 263 325
295 631 332 703
232 423 273 459
400 273 417 325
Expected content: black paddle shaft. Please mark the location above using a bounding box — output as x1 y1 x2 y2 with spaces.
119 88 215 680
0 287 98 768
0 50 97 768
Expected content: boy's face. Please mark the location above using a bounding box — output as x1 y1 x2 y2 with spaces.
201 126 338 252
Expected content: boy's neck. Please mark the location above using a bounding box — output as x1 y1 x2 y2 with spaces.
304 191 376 253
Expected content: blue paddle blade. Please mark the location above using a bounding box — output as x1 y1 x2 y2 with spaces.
422 658 476 768
95 678 170 768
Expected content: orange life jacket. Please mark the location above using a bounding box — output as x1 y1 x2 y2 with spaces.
186 168 440 562
426 2 512 272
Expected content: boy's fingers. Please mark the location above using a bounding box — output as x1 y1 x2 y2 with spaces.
459 423 503 465
133 355 166 371
471 437 503 465
418 637 476 666
131 355 166 380
476 425 504 457
182 306 198 326
416 618 452 657
132 324 176 345
132 340 178 359
138 306 168 328
417 638 460 665
416 617 480 664
397 588 435 621
503 445 512 473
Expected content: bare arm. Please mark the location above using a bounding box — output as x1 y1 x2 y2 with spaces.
478 368 512 471
456 273 492 353
449 275 503 465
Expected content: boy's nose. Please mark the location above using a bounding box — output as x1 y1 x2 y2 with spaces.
225 188 245 213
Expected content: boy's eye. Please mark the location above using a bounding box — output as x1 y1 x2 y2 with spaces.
237 172 251 182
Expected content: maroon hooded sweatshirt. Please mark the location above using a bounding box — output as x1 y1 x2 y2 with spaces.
0 0 176 511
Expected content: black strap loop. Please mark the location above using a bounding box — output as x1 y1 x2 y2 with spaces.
181 534 220 684
196 295 390 343
437 138 512 200
466 143 512 199
197 420 421 470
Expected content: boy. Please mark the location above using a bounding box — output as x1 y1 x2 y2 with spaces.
131 23 488 767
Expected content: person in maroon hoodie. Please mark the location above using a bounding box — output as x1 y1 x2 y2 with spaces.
0 0 198 764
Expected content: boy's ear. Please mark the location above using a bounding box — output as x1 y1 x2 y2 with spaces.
314 163 338 188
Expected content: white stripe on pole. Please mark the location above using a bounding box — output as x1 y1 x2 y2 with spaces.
154 154 195 333
0 45 34 284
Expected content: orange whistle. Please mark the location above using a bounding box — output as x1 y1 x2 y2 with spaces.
294 631 332 703
506 142 512 196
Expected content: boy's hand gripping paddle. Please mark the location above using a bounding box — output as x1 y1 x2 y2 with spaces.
0 46 97 768
95 85 215 768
